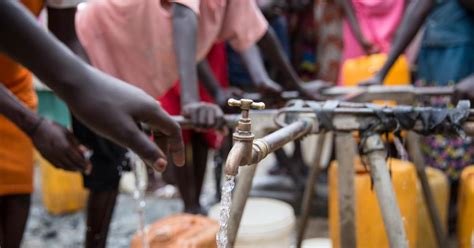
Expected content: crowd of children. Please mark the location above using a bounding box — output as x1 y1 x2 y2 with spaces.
0 0 473 247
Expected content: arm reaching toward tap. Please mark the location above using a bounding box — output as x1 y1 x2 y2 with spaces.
255 28 332 100
358 0 435 86
197 60 243 109
239 44 284 97
0 84 89 172
338 0 380 55
0 0 185 169
172 3 224 129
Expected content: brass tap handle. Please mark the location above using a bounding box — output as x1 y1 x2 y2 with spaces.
228 98 265 110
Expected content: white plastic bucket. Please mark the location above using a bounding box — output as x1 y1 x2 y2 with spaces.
209 197 295 248
302 238 332 248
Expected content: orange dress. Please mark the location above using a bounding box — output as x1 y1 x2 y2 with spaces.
0 0 43 196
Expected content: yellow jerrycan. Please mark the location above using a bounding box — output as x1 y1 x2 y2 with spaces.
341 54 410 87
416 167 450 248
329 157 417 248
457 166 474 248
38 153 88 214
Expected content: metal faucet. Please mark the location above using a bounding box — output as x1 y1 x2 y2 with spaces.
224 99 265 176
224 98 313 176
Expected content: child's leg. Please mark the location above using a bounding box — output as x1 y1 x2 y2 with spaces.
85 191 119 248
0 194 31 248
72 116 128 248
192 133 209 205
173 144 199 213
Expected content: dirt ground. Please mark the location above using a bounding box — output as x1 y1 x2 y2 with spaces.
22 152 329 248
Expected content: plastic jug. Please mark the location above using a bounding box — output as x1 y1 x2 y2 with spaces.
416 167 449 248
329 157 417 248
38 153 88 214
341 54 410 86
457 166 474 248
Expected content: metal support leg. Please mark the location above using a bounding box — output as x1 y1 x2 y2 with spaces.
227 164 257 247
406 131 448 248
335 132 357 248
296 134 326 247
364 135 409 248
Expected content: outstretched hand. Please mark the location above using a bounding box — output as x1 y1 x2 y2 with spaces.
453 74 474 104
65 68 185 172
215 87 244 109
299 80 333 100
32 119 91 173
256 78 284 98
358 75 383 87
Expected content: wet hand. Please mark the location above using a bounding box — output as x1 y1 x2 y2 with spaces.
64 69 185 172
31 118 90 173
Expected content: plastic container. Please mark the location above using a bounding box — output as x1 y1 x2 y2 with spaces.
302 238 332 248
457 166 474 248
209 198 295 248
130 214 219 248
341 54 410 87
38 154 88 214
416 167 449 248
329 157 417 248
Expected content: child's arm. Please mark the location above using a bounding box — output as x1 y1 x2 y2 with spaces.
239 44 283 96
172 3 224 129
254 28 331 100
197 60 243 108
359 0 435 86
338 0 379 54
0 1 185 169
0 84 88 172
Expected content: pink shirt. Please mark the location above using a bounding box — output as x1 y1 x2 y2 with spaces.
339 0 405 84
342 0 405 60
75 0 268 98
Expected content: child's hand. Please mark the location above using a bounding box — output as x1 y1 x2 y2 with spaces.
256 78 283 99
182 102 225 130
216 87 244 109
31 119 90 173
454 74 474 104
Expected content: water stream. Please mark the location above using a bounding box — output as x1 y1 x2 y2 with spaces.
128 152 149 248
216 175 236 248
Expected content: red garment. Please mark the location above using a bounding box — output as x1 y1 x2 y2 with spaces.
159 43 228 149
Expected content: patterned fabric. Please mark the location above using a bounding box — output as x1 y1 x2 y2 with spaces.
314 0 343 82
415 1 474 181
416 83 474 181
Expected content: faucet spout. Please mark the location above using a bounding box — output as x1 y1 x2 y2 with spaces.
224 140 253 176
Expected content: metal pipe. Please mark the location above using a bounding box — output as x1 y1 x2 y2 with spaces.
363 135 409 248
406 132 448 248
335 132 357 248
296 133 326 247
228 164 258 247
250 120 313 164
225 120 313 246
243 86 454 101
